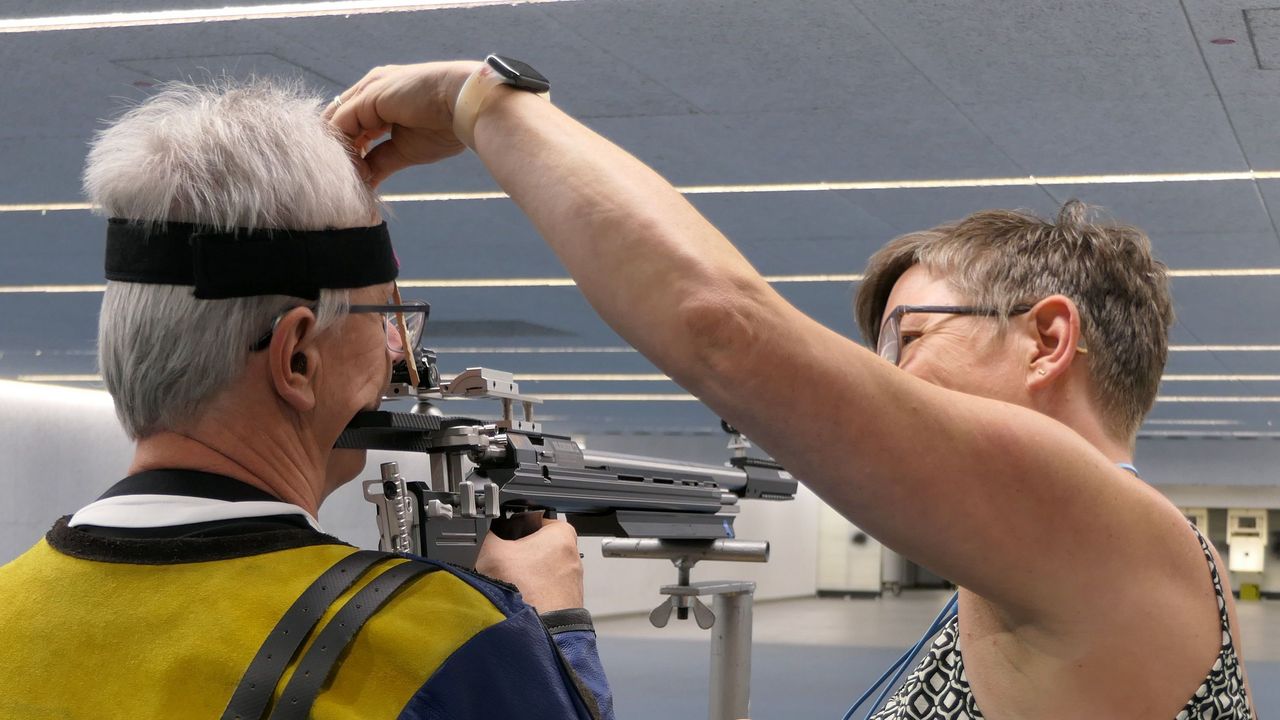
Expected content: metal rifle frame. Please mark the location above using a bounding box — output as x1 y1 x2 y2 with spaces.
337 348 795 719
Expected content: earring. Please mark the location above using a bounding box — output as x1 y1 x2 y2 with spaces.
291 353 308 374
1036 368 1047 376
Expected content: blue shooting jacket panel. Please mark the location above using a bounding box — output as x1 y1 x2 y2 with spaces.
398 559 614 720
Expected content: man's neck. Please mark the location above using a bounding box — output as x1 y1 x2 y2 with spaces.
129 424 325 515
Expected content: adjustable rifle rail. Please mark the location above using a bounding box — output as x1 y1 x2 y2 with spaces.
337 349 796 719
336 350 796 569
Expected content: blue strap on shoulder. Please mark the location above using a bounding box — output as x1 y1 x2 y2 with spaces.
840 592 958 720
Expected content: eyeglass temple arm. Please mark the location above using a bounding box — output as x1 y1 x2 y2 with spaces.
390 284 421 388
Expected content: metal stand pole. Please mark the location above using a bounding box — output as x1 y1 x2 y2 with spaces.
601 539 769 720
709 586 754 720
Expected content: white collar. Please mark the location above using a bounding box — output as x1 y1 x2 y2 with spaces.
69 493 323 533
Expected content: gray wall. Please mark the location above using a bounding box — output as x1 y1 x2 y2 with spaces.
0 380 133 557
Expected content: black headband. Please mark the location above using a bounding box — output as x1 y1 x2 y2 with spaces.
104 218 399 300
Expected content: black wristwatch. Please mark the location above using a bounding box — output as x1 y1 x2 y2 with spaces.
485 54 551 94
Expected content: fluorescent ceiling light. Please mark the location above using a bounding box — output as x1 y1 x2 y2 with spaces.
492 372 1280 383
1143 419 1241 426
1169 345 1280 352
434 346 638 354
1157 396 1280 403
1168 269 1280 278
12 373 1280 406
0 1 568 33
15 374 103 383
674 170 1280 193
399 278 576 289
0 202 92 213
0 284 107 294
1161 375 1280 381
1138 431 1280 439
516 373 670 381
19 372 1279 385
535 393 697 401
8 265 1280 295
10 168 1280 214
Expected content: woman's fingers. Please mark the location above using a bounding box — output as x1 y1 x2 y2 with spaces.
361 139 414 189
326 62 479 184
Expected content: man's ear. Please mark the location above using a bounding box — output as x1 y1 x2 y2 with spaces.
268 306 320 413
1026 294 1084 391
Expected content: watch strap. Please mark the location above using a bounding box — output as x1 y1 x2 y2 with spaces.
452 65 507 150
452 62 550 150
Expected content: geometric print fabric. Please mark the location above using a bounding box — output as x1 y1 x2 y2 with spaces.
870 525 1252 719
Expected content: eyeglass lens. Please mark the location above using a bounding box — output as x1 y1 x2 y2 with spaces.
386 306 426 360
876 313 901 365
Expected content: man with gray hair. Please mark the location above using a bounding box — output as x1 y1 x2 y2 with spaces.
0 80 613 720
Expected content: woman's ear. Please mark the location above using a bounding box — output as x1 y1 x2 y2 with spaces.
268 306 319 413
1026 294 1084 391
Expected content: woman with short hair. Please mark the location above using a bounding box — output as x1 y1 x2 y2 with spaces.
333 60 1256 718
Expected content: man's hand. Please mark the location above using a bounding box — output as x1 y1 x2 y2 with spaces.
325 61 482 187
475 514 585 612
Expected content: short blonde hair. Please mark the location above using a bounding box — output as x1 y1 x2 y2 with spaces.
855 200 1174 439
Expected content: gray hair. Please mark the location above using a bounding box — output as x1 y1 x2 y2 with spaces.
87 79 381 439
855 200 1174 441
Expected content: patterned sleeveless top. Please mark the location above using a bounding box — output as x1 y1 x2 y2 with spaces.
870 526 1252 719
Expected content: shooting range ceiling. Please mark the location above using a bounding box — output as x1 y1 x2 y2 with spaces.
2 0 1279 438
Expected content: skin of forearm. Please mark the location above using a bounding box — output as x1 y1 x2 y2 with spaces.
465 90 1178 619
469 94 921 465
470 92 784 387
469 91 976 511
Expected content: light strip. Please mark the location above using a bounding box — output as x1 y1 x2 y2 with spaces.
11 168 1280 215
1168 269 1280 278
1158 396 1280 403
1143 419 1241 426
0 273 869 294
434 346 636 354
674 170 1280 193
398 278 576 289
11 373 1280 406
1162 375 1280 381
0 1 568 34
0 284 107 294
402 273 865 288
535 393 697 401
13 372 675 383
19 372 1280 385
13 266 1280 295
0 202 92 212
1139 431 1280 438
1170 345 1280 352
516 373 670 381
383 191 507 203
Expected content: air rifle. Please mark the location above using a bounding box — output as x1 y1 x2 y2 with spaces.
336 348 797 568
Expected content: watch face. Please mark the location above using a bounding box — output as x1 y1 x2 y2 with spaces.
485 54 551 93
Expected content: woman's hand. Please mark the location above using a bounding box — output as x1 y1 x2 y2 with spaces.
325 61 482 187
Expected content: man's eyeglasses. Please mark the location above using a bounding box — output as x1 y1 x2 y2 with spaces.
249 300 430 362
876 304 1032 366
